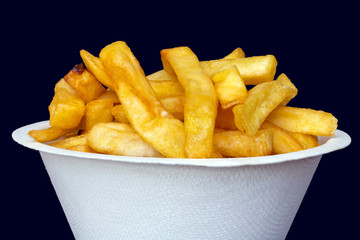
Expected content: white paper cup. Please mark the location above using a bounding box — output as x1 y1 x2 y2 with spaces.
12 121 351 240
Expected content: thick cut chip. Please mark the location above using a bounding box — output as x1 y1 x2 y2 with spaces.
48 79 85 129
201 55 277 85
267 106 338 136
260 121 303 154
28 126 73 143
80 49 114 89
64 63 106 102
212 65 248 109
233 80 295 136
276 73 298 105
87 122 164 157
161 47 218 158
100 41 185 158
84 99 114 131
213 129 273 157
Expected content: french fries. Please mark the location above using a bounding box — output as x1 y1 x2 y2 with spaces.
213 129 273 157
28 41 338 159
233 78 296 136
28 126 74 143
80 49 114 89
87 123 164 157
48 79 85 129
64 63 106 103
212 66 247 109
267 106 338 136
161 47 218 158
99 41 186 158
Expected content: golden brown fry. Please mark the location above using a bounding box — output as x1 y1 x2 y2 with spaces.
161 46 218 158
48 79 85 129
213 129 273 157
233 80 295 136
28 126 73 143
84 99 114 131
260 121 303 154
212 65 248 109
267 106 338 136
87 122 164 157
100 41 186 158
80 49 114 89
64 63 106 103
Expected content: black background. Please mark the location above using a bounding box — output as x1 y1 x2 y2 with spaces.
5 2 358 239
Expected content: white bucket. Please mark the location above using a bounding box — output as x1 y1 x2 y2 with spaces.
12 121 351 240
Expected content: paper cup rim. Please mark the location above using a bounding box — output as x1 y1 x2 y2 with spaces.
12 121 351 168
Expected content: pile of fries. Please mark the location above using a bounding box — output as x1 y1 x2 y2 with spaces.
29 41 338 158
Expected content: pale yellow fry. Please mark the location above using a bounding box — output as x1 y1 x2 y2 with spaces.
212 65 248 109
161 46 218 158
213 129 273 157
87 122 164 157
233 80 295 136
80 49 114 90
267 106 338 136
260 121 303 154
100 41 185 158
